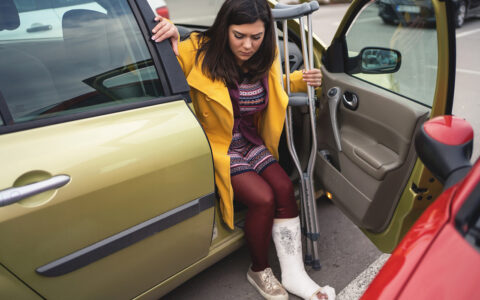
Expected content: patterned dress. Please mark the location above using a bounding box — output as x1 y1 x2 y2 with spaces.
228 79 277 176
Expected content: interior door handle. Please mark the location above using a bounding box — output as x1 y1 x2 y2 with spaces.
342 91 359 110
0 175 70 207
327 87 342 151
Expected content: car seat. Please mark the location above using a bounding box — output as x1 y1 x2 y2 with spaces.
0 0 20 31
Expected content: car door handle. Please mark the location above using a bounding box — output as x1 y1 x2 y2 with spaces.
342 91 359 110
327 87 342 151
26 24 52 33
0 175 70 207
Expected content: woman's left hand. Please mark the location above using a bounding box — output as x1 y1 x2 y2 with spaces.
151 16 180 56
302 68 322 88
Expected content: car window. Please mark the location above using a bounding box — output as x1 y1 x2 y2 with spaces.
0 0 165 126
345 0 438 107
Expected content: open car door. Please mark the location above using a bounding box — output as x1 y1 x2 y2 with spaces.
315 0 456 252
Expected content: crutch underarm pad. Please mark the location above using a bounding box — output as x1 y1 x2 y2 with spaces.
272 2 320 21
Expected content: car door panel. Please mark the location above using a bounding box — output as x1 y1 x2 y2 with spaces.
0 100 215 299
317 69 429 231
315 0 455 248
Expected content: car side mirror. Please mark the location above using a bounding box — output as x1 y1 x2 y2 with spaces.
360 47 401 73
347 47 401 74
415 116 473 188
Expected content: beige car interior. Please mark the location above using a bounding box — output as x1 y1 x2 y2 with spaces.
312 67 430 233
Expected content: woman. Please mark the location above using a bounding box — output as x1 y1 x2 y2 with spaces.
152 1 335 299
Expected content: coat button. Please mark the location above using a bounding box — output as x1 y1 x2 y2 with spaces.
203 111 209 117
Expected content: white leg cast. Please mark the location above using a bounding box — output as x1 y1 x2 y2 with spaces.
272 217 336 300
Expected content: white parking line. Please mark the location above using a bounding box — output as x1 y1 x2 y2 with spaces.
456 28 480 38
337 254 391 300
356 17 381 24
457 68 480 76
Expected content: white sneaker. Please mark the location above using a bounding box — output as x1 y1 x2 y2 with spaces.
247 267 289 300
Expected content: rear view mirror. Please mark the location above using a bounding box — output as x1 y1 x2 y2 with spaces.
360 47 401 74
347 47 401 74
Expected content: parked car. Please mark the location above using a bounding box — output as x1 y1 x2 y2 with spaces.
0 0 166 41
377 0 480 27
148 0 169 18
362 116 479 299
164 0 224 26
0 0 458 298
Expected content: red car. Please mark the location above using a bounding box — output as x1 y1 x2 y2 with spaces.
362 116 480 299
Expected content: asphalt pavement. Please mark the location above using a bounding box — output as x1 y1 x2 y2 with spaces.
163 198 383 299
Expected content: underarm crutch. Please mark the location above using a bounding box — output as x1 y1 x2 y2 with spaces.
271 1 321 270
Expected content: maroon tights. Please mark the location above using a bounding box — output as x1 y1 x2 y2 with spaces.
231 162 298 272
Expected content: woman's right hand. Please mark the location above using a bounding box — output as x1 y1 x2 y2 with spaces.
151 16 180 56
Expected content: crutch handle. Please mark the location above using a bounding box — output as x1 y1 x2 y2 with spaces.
288 93 309 106
271 1 319 20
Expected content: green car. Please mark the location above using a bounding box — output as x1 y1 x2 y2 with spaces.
0 0 456 298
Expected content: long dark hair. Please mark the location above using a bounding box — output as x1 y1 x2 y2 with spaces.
195 0 276 87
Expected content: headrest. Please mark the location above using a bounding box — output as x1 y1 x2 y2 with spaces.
62 9 108 30
62 9 118 70
0 0 20 31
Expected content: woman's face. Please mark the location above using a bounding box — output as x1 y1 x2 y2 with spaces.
228 19 265 66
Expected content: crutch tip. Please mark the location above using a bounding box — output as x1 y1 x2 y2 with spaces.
312 260 322 270
304 254 313 266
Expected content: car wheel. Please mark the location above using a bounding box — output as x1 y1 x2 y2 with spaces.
381 16 394 25
456 0 466 28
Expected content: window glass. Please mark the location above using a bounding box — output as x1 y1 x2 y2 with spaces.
14 0 95 12
0 0 165 124
345 0 438 107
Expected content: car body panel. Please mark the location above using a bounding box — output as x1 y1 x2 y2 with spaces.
0 101 214 299
399 225 480 299
362 157 480 299
0 264 41 300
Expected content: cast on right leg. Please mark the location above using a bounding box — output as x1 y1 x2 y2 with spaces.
272 217 336 300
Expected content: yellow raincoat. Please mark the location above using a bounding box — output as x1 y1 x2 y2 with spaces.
177 34 307 229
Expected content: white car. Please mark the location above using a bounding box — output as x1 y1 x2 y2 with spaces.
0 0 167 41
0 0 106 41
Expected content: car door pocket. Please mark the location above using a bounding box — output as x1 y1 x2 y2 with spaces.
315 152 371 228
